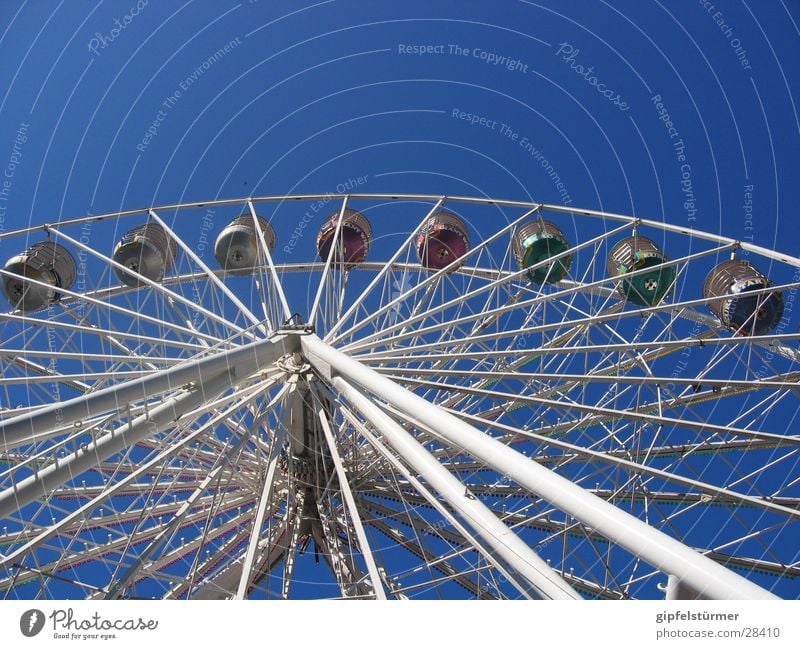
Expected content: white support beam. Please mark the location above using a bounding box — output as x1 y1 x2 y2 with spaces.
328 375 580 600
666 574 702 600
0 369 236 520
147 209 267 333
324 197 445 341
0 381 279 576
333 400 535 599
0 332 297 447
235 411 285 599
310 197 349 323
301 334 779 600
312 386 387 599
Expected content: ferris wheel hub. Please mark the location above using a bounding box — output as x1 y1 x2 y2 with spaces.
277 352 310 375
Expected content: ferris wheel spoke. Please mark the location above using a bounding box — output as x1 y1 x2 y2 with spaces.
125 507 250 599
448 386 788 488
326 372 581 599
361 501 500 599
305 495 370 600
56 306 180 379
0 311 209 357
310 198 349 325
101 405 273 600
0 368 245 521
147 210 268 335
708 504 795 570
331 205 552 348
99 495 260 599
0 331 294 448
354 330 800 367
48 225 250 340
372 276 446 359
99 493 254 600
702 549 800 580
422 403 800 521
385 375 799 446
126 456 282 598
375 367 800 391
443 304 630 413
728 446 800 495
316 267 353 337
0 370 155 387
345 246 784 359
338 412 515 598
191 503 292 600
337 220 633 351
246 201 292 322
335 400 537 599
530 435 795 519
377 494 557 598
0 356 91 397
157 294 219 352
0 493 253 595
166 524 254 599
476 483 797 590
313 386 386 599
277 499 307 600
384 430 796 592
348 304 699 361
0 267 228 346
324 198 446 342
234 420 283 600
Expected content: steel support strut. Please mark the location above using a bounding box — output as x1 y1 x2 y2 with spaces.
0 333 298 448
0 370 235 519
300 334 779 600
330 376 580 600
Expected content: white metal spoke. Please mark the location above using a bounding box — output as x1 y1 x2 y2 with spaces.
336 219 633 349
330 204 554 346
303 333 780 600
335 401 534 598
324 198 446 341
247 200 292 322
312 385 386 599
0 332 295 448
48 225 250 338
327 371 581 599
234 417 283 599
147 209 267 333
310 197 348 324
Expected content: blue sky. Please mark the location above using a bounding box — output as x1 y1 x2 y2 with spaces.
0 0 797 250
0 0 798 600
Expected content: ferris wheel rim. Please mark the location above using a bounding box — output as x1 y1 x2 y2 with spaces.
0 193 797 269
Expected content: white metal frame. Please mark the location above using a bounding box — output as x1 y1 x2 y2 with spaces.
0 193 796 600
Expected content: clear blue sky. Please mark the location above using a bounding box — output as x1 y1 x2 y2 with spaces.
0 0 797 252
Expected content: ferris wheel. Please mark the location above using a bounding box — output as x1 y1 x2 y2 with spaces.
0 193 797 600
